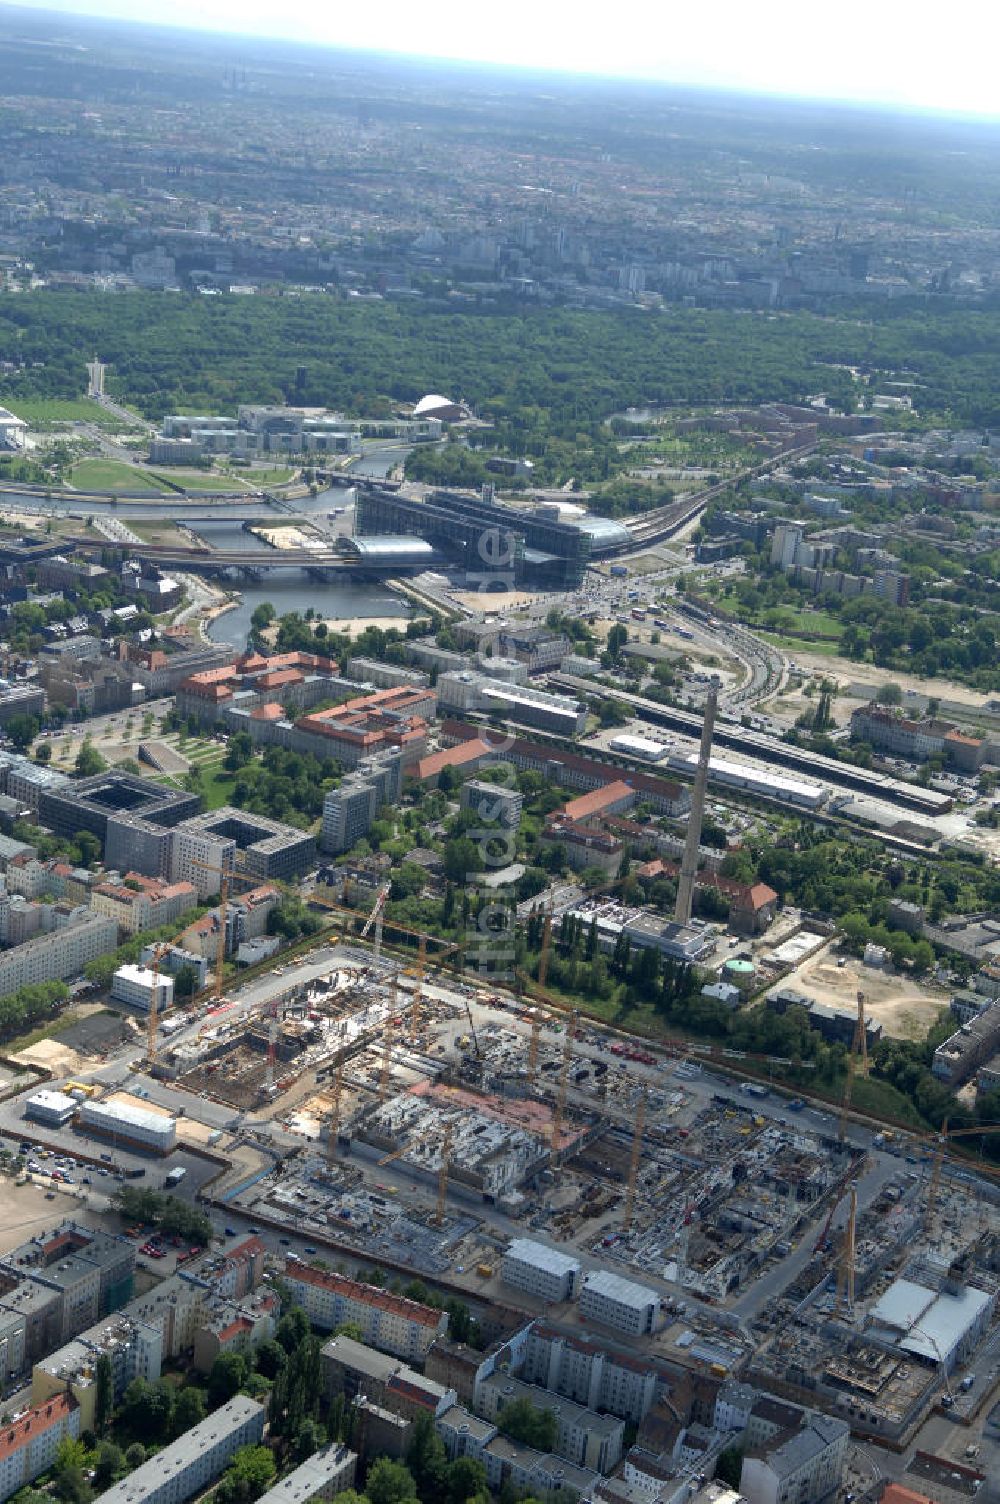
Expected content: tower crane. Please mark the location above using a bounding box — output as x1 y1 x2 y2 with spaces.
623 1089 647 1235
550 1009 579 1157
834 1182 858 1316
327 1052 345 1165
431 1119 453 1229
360 882 392 963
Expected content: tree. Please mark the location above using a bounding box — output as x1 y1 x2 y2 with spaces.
95 1353 113 1435
276 1307 311 1354
34 742 52 765
497 1397 557 1452
125 1444 147 1470
75 740 106 776
715 1446 743 1488
75 830 101 868
5 715 39 752
208 1352 249 1407
406 1412 448 1500
219 1445 277 1504
93 1442 126 1490
445 1458 487 1504
254 1338 288 1381
366 1460 418 1504
173 964 199 1000
173 1386 206 1435
875 682 903 707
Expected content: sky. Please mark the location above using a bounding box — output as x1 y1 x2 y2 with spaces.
12 0 1000 119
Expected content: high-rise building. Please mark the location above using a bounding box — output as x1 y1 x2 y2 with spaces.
674 683 718 925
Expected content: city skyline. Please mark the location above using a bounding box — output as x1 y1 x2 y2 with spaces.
11 0 999 120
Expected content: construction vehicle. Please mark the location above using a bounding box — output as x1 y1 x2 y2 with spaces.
477 1263 494 1278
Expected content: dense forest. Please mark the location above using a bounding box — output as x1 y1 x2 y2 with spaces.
6 291 1000 430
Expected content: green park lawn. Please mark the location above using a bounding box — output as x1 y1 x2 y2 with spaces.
148 469 254 493
5 398 134 430
68 458 172 493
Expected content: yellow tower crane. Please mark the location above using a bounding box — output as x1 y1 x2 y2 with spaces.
327 1052 345 1165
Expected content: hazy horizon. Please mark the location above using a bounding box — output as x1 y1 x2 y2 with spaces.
6 0 1000 123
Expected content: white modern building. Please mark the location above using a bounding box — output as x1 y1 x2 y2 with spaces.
90 1396 265 1504
578 1271 660 1337
501 1241 581 1304
77 1099 177 1155
111 964 174 1014
867 1277 995 1372
25 1091 77 1129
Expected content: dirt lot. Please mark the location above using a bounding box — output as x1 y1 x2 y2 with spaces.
0 1178 76 1252
764 647 994 730
790 949 947 1041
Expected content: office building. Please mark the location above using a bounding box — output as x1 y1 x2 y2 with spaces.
281 1261 447 1360
932 1003 1000 1087
436 672 586 737
111 965 174 1014
343 658 429 691
77 1099 177 1155
254 1447 357 1504
867 1277 994 1371
0 681 44 727
292 687 432 768
0 1394 80 1504
90 1396 265 1504
25 1091 77 1128
320 752 405 855
38 773 199 848
578 1271 660 1337
172 808 314 883
501 1241 581 1304
175 651 349 726
0 913 117 996
740 1412 849 1504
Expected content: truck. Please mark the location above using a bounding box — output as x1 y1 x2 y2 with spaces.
787 1098 806 1112
477 1263 494 1278
631 608 646 621
610 565 628 579
740 1082 769 1098
164 1166 187 1188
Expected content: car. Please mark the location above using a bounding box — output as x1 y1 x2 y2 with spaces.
304 1246 317 1255
224 1227 237 1238
279 1236 290 1245
45 1192 56 1200
82 1177 91 1186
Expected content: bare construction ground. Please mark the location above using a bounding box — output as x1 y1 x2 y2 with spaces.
0 1179 78 1252
788 948 947 1041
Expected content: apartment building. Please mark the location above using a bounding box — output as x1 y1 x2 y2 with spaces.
281 1261 447 1360
476 1374 624 1473
90 1396 266 1504
0 913 117 995
740 1412 849 1504
500 1241 581 1304
172 808 314 883
932 1003 1000 1086
0 1394 80 1504
519 1324 659 1422
254 1446 358 1504
91 876 196 937
32 1313 163 1431
460 779 523 830
578 1270 660 1337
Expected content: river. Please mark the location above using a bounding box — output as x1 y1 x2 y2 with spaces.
1 443 416 650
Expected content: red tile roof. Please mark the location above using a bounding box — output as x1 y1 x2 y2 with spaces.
284 1260 443 1327
0 1394 76 1464
559 780 636 823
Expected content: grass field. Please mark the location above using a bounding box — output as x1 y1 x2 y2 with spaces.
6 398 139 431
68 458 173 493
148 469 253 494
760 631 842 658
239 466 296 485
